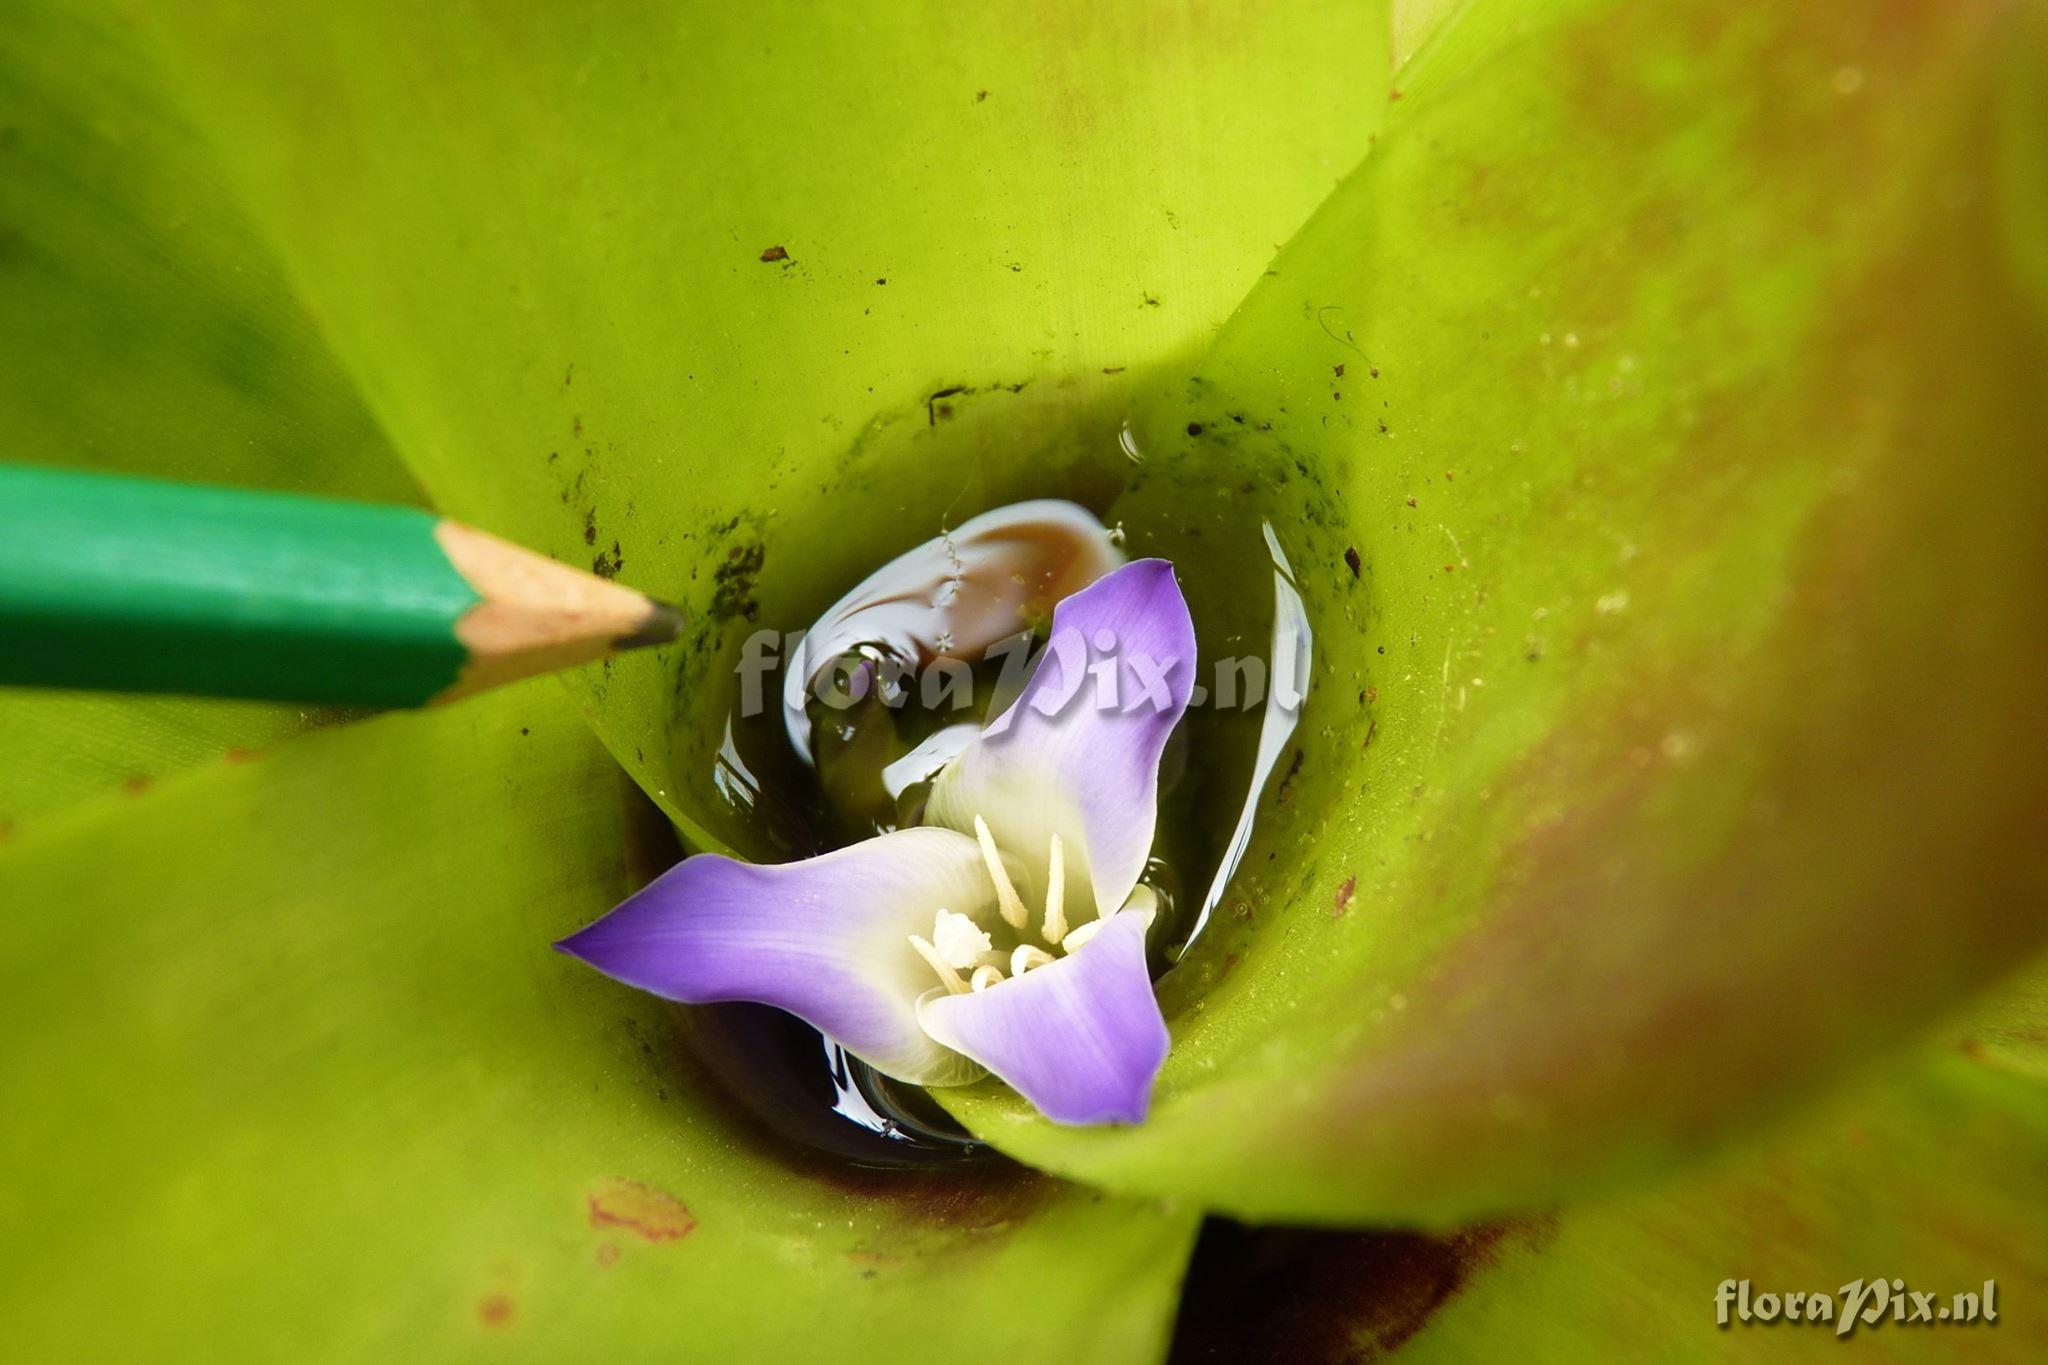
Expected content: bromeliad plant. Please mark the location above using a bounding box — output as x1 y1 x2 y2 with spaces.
4 0 2048 1361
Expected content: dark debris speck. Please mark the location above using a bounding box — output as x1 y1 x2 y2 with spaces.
711 542 765 622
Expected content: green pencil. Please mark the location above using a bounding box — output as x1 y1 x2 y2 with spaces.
0 465 684 707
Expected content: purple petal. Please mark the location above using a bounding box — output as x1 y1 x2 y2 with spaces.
916 909 1167 1125
556 827 989 1085
925 558 1196 919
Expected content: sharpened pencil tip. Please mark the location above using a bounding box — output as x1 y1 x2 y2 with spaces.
613 598 686 650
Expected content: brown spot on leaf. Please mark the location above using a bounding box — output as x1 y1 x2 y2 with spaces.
1344 547 1362 578
595 1242 620 1268
1276 749 1305 806
925 384 967 426
476 1293 514 1328
758 245 788 263
587 1178 696 1242
1334 876 1357 917
122 775 151 796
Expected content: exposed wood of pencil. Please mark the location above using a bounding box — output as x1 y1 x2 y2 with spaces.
433 522 684 702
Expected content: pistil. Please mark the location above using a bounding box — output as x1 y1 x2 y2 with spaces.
931 907 992 966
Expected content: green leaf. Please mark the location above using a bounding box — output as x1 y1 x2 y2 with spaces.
0 0 421 827
0 0 416 500
1175 962 2048 1361
941 0 2048 1221
1411 1077 2048 1358
0 681 1198 1361
1389 0 1467 74
134 0 1393 848
0 688 352 832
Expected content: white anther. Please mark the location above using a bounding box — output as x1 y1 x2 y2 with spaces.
970 965 1004 992
1011 944 1055 976
1042 833 1068 944
1061 916 1107 954
931 908 992 969
909 934 969 994
973 814 1029 929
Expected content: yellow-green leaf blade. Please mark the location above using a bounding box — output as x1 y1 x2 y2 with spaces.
944 0 2048 1222
135 0 1393 845
0 682 1197 1361
0 0 422 826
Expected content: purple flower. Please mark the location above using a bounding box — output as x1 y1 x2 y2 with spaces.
558 559 1196 1124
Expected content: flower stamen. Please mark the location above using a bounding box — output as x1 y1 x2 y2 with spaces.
1061 917 1106 953
1042 833 1068 944
973 814 1030 929
969 965 1004 992
909 934 970 994
1011 944 1055 975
